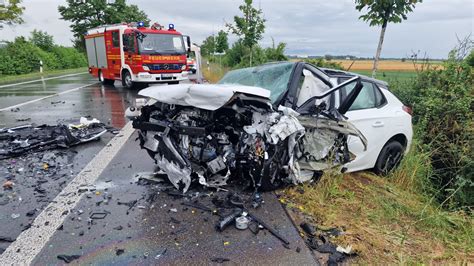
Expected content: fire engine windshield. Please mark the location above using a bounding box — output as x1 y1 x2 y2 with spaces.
138 34 186 55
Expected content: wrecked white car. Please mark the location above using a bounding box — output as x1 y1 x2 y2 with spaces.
131 62 368 193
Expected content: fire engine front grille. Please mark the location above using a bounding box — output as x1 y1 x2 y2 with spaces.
145 64 183 71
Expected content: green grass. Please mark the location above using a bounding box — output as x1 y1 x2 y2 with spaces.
0 67 88 85
353 70 418 82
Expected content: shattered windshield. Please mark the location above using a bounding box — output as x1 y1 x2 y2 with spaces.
218 62 295 103
138 34 186 55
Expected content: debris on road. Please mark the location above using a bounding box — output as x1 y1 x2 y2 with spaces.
0 117 107 159
57 254 81 263
300 222 317 236
216 208 241 232
0 236 15 242
154 248 167 260
235 215 249 230
2 180 14 190
115 248 125 256
89 212 108 220
211 257 230 263
299 222 356 264
174 189 292 246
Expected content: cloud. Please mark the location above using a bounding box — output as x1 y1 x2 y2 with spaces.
0 0 471 58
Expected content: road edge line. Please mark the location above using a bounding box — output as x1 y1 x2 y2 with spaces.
0 122 135 265
0 72 89 89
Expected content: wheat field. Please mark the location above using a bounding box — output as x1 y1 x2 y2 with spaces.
334 59 442 71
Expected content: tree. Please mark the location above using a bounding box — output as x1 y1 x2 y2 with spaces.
58 0 149 51
0 0 24 29
215 30 229 53
226 0 265 48
355 0 422 77
200 35 216 57
30 29 54 51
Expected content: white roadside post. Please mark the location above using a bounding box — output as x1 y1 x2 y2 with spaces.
39 60 43 73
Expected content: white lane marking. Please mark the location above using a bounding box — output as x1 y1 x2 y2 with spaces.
0 72 88 89
0 83 98 112
0 122 135 265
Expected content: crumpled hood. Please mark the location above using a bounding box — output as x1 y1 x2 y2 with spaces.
139 84 271 111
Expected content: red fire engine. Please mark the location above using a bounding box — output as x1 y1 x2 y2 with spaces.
85 22 190 89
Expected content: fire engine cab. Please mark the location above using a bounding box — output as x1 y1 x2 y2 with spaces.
85 22 190 89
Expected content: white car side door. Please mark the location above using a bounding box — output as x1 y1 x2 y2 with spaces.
342 81 390 172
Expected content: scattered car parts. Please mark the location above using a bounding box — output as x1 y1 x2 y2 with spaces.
0 117 107 159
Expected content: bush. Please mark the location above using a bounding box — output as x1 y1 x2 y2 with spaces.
0 36 87 76
391 51 474 209
51 46 88 69
0 37 43 75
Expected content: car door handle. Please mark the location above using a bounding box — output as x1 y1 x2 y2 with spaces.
372 121 384 128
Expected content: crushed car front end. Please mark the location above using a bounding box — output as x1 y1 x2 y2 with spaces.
131 81 366 193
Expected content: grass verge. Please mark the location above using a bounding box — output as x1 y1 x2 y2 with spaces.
280 148 473 264
201 60 229 83
0 67 88 85
352 70 417 83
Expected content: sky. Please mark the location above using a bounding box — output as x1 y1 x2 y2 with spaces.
0 0 472 58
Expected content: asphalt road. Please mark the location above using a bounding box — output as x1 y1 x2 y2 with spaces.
0 73 138 256
0 73 316 265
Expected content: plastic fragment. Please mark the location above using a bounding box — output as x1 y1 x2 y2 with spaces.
57 254 81 263
2 180 14 189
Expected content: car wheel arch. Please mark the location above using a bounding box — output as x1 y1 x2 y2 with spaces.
386 133 408 149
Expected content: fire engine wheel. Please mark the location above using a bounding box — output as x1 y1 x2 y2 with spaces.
122 70 136 89
98 70 114 85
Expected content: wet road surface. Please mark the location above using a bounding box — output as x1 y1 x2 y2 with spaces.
0 74 137 128
0 74 139 255
0 74 315 264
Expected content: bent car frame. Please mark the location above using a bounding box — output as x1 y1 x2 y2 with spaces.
131 62 412 193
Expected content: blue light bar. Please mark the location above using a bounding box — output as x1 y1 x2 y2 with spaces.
168 24 174 30
137 21 144 27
